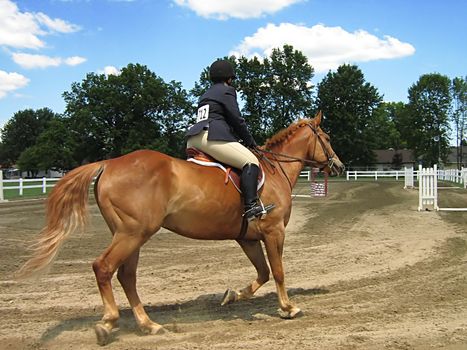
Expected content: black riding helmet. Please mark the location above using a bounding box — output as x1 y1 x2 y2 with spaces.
209 60 236 83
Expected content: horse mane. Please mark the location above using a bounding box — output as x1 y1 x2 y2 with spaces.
264 119 312 149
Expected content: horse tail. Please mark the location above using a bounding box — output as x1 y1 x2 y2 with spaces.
16 162 105 279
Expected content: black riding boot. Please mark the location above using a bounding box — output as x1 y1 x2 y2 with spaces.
241 164 265 221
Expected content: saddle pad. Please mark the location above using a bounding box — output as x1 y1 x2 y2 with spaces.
187 158 265 193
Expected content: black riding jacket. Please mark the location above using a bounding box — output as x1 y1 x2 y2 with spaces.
186 83 255 147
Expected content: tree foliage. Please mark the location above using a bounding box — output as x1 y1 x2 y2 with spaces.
316 64 383 166
406 73 452 166
17 119 76 173
0 108 59 167
63 63 192 162
451 76 467 168
366 102 406 150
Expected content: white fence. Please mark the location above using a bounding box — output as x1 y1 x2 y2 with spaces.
0 174 61 200
418 164 467 212
346 170 406 181
347 168 466 188
418 165 438 211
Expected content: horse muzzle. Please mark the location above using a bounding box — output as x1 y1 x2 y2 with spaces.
326 157 345 177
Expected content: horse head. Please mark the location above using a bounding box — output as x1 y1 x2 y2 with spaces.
307 111 345 176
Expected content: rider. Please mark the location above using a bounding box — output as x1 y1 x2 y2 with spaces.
186 59 267 221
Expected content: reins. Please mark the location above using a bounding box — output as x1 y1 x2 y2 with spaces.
254 124 336 169
252 124 337 193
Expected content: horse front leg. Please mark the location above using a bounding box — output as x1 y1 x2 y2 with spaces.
263 231 302 318
222 240 270 305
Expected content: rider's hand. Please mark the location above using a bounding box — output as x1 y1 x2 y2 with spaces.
248 139 258 149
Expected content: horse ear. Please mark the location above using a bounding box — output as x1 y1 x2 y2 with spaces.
313 111 322 126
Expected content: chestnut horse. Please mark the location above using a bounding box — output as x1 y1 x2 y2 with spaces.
17 111 344 345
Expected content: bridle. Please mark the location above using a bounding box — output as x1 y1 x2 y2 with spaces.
253 124 337 192
255 124 336 169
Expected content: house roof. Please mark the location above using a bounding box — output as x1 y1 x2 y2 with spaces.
373 149 415 164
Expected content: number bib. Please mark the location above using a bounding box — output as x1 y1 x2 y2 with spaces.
196 104 209 123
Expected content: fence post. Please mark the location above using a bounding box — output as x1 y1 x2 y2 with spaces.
19 178 23 196
42 177 47 193
0 170 4 202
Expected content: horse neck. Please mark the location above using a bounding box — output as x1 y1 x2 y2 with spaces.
269 127 312 187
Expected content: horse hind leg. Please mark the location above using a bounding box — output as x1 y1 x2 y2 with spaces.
222 240 270 305
92 232 152 345
117 249 165 335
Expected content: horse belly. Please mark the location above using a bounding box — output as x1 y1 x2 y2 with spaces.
162 206 243 240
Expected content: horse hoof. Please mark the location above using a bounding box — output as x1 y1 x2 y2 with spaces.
141 324 166 335
95 323 112 346
221 289 238 306
289 307 303 318
279 307 302 319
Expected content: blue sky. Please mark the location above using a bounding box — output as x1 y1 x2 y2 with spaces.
1 0 466 131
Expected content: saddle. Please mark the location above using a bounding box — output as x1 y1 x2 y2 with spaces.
186 147 265 193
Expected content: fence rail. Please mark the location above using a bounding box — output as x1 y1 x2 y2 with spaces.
0 177 61 199
346 168 466 187
346 170 407 181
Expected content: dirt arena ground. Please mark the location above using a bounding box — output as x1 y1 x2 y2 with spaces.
0 181 466 350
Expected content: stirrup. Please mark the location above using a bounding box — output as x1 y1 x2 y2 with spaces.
243 199 275 221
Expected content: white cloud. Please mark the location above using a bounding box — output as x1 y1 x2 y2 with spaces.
12 53 87 69
0 70 30 99
64 56 87 66
98 66 121 76
230 23 416 72
0 0 81 49
34 12 81 33
173 0 301 19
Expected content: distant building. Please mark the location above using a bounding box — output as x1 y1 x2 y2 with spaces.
445 146 467 168
372 149 416 170
371 146 466 171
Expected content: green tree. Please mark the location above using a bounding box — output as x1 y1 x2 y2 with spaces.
63 63 192 162
39 119 76 171
264 45 314 133
368 102 407 150
406 73 452 166
451 76 466 168
316 64 383 167
0 108 59 166
17 147 41 178
235 56 270 143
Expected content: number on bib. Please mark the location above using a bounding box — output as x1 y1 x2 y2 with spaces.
196 104 209 123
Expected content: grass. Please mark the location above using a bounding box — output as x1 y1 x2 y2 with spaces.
3 187 53 200
2 180 54 201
